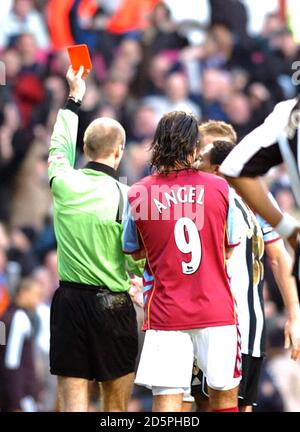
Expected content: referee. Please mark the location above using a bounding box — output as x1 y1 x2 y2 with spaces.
220 97 300 290
48 66 142 412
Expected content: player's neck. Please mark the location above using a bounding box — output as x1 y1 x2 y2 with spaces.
92 157 116 170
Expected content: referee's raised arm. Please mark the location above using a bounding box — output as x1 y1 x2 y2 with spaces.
48 66 86 189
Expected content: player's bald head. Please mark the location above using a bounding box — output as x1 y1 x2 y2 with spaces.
83 117 126 160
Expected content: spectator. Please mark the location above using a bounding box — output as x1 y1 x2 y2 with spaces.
120 141 152 185
0 102 30 223
0 0 49 49
247 82 274 126
7 228 38 276
144 72 201 118
260 12 286 47
10 141 51 232
209 0 249 44
0 277 42 411
1 48 22 88
33 267 56 412
141 53 172 97
127 105 158 143
198 68 231 121
223 92 253 140
0 224 10 318
143 2 188 56
109 38 143 84
271 28 300 97
16 33 45 75
102 74 136 132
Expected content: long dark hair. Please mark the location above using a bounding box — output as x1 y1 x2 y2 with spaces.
150 111 200 173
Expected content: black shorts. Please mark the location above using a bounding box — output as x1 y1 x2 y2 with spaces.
191 354 263 407
238 354 263 407
50 281 138 382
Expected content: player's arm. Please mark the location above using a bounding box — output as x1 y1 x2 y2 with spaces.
228 177 300 249
258 204 300 360
220 101 284 227
265 239 300 360
48 66 86 187
220 99 293 179
122 200 145 261
225 188 242 259
225 247 235 260
220 100 300 247
228 177 283 232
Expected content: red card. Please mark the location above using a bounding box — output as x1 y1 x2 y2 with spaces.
67 44 92 78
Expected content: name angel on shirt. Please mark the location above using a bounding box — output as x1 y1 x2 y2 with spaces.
128 184 205 228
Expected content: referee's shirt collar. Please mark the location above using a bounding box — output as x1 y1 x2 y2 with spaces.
85 162 118 180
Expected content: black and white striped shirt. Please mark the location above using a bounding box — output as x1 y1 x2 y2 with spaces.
220 98 300 202
227 192 279 357
0 304 38 411
220 98 300 284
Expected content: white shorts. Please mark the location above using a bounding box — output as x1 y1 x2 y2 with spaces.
135 325 241 393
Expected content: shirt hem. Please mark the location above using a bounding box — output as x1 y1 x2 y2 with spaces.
227 242 241 248
264 236 281 245
143 320 237 331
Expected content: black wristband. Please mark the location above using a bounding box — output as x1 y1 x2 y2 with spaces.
68 95 82 104
64 97 81 114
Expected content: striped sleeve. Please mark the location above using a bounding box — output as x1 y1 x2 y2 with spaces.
5 310 31 369
220 99 296 178
3 310 32 410
226 188 242 248
122 200 142 254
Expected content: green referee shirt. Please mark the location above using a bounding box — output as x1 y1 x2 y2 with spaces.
48 104 144 291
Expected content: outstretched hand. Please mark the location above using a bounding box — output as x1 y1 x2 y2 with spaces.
66 65 88 102
284 317 300 360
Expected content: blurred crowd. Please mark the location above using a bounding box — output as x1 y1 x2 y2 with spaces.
0 0 300 412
